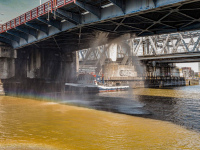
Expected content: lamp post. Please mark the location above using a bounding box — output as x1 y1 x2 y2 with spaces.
40 0 42 5
0 13 4 26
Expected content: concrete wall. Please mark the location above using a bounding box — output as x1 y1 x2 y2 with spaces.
0 58 15 79
186 79 199 86
0 42 16 79
0 45 79 96
102 63 137 80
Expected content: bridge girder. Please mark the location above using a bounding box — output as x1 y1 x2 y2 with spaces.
37 17 61 31
107 0 125 13
25 23 49 35
0 33 20 43
55 9 80 25
15 26 37 39
74 0 101 19
7 30 28 42
0 37 12 45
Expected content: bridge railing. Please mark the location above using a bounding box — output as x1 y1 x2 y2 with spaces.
0 0 74 34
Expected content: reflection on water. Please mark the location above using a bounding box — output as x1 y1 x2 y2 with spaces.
60 94 150 116
0 85 200 149
97 85 200 132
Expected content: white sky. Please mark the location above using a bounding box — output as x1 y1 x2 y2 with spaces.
0 0 49 24
176 63 199 72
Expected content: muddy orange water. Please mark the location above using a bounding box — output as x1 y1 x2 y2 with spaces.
0 96 200 150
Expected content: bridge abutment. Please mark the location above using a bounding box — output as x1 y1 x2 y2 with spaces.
0 44 79 97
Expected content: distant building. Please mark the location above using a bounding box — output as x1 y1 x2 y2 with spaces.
198 63 200 77
198 63 200 72
194 72 199 78
181 67 194 78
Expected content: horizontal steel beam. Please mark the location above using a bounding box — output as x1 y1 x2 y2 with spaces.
7 30 28 42
15 26 37 39
26 23 48 35
37 17 61 31
74 0 101 19
152 58 200 63
108 0 125 13
56 9 80 25
139 52 200 60
0 33 20 43
0 37 12 45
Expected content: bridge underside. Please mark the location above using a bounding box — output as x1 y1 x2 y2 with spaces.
1 0 200 52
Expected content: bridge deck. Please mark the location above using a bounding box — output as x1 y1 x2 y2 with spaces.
1 0 200 51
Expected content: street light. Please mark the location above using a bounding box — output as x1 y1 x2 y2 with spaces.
0 13 4 26
40 0 42 5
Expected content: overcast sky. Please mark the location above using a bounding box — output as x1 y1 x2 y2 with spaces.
176 63 199 72
0 0 49 23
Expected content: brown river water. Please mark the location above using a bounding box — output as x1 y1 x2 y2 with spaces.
0 85 200 149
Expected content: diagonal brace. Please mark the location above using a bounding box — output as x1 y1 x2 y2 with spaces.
192 35 200 52
153 0 157 7
149 36 157 55
179 33 190 52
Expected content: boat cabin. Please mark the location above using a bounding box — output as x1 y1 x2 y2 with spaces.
77 74 97 85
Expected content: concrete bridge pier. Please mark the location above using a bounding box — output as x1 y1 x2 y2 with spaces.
0 43 79 98
144 61 186 87
145 61 176 78
0 42 16 79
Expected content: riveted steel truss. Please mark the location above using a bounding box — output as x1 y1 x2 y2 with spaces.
79 30 200 66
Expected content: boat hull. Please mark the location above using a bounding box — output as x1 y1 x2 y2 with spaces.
65 83 129 94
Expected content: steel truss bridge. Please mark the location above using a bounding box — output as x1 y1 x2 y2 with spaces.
1 0 200 52
79 30 200 70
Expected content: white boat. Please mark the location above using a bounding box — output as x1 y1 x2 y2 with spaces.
65 74 129 93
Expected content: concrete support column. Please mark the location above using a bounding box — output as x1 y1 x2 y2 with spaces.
152 61 156 77
161 67 164 76
143 42 145 56
147 40 149 55
70 51 79 82
0 42 16 79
